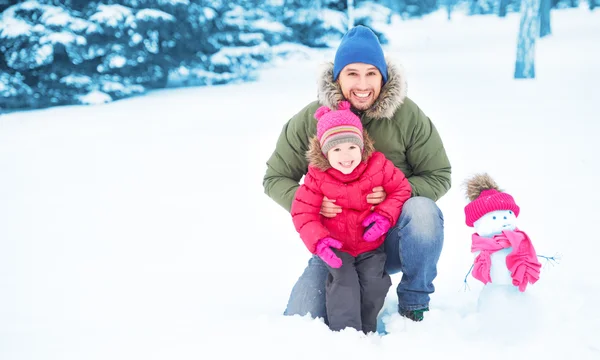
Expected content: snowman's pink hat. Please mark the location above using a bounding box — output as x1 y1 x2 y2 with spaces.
464 189 520 227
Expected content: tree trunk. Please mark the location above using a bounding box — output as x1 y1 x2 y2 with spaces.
446 1 454 20
540 0 552 37
347 0 354 30
499 0 510 17
470 0 479 15
514 0 541 79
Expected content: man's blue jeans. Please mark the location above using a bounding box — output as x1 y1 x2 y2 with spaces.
283 197 444 322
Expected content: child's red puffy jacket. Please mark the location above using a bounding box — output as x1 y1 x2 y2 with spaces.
291 151 411 257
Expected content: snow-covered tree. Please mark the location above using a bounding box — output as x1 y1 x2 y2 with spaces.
514 0 541 79
354 2 392 44
0 1 104 108
0 1 202 108
0 71 35 110
0 0 394 110
282 2 346 47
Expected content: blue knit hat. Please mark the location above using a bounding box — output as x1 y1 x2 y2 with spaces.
333 25 388 83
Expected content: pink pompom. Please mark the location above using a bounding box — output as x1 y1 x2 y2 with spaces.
337 101 352 111
314 105 331 120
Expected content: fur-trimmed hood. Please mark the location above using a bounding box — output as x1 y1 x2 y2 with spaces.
317 58 408 120
306 130 376 171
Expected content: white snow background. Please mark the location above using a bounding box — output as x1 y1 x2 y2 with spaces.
1 7 599 360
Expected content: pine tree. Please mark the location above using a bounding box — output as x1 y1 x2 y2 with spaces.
0 0 394 110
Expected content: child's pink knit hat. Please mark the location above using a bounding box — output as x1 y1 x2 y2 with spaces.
315 101 364 155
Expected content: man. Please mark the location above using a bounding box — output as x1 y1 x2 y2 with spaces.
263 25 451 322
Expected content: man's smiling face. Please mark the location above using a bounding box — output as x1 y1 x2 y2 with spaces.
337 62 383 111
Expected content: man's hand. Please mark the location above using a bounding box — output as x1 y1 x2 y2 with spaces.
366 186 387 210
320 196 342 218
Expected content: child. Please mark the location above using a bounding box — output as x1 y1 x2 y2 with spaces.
291 101 412 333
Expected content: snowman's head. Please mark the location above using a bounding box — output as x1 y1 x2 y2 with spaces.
465 188 520 227
473 209 517 238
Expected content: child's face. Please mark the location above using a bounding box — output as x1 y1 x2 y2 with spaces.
326 142 362 174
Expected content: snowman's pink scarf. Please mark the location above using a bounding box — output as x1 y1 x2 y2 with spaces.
471 229 542 292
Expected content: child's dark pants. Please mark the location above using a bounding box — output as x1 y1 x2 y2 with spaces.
325 245 391 333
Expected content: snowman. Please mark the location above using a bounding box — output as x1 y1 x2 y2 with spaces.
464 173 542 319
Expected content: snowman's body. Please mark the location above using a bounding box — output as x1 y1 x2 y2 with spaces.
474 246 523 316
472 209 522 310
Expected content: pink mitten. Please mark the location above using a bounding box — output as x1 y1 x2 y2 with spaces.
315 237 343 268
362 212 391 242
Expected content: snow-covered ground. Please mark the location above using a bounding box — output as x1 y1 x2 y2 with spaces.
1 7 599 360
